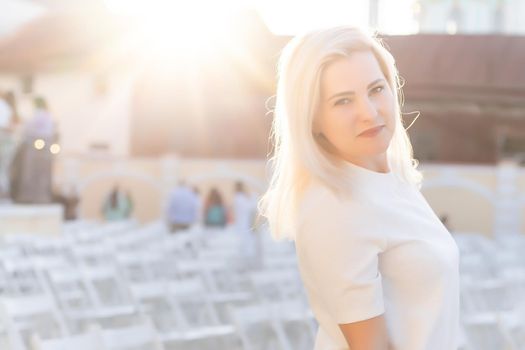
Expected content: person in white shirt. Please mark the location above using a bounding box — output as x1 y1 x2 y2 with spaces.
0 93 13 199
233 181 259 265
0 96 12 130
233 181 255 232
192 186 203 224
258 26 460 350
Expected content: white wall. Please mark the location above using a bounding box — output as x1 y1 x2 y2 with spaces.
0 69 133 156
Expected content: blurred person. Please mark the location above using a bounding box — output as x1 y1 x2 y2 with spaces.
192 186 203 224
165 181 199 233
0 90 15 199
102 184 133 221
10 96 58 204
233 181 256 231
0 91 12 129
53 183 80 221
23 96 55 139
203 187 227 228
233 181 259 264
4 91 20 126
258 26 459 350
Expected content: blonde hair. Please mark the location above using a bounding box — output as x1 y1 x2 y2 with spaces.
258 26 423 241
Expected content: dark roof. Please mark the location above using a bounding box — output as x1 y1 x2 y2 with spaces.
382 34 525 105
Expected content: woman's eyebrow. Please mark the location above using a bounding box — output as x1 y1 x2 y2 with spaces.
326 78 385 102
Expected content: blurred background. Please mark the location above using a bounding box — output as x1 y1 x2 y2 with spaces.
0 0 524 349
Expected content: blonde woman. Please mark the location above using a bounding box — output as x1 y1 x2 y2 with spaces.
258 26 460 350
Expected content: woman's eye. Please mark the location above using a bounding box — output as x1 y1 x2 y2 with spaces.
372 85 384 93
334 98 352 106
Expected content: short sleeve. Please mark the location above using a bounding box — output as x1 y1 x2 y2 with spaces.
295 187 386 324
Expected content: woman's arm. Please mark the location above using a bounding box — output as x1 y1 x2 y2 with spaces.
297 188 391 349
339 314 392 350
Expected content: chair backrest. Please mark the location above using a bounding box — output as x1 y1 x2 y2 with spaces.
169 277 206 297
46 267 82 285
101 317 164 350
31 256 69 271
72 244 114 266
130 281 168 301
230 304 271 326
31 330 105 350
250 269 303 302
2 295 58 318
114 251 164 282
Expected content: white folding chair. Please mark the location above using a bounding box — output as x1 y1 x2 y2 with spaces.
167 278 235 336
129 279 235 348
269 300 316 349
0 294 68 350
461 278 513 315
460 312 513 350
1 257 46 296
229 303 292 350
114 251 165 283
494 303 525 350
49 265 137 331
129 280 181 332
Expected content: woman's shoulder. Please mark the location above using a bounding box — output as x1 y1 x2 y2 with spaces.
295 181 385 250
297 181 367 231
298 181 336 212
300 178 366 210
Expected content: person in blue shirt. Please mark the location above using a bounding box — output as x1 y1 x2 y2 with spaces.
165 180 199 233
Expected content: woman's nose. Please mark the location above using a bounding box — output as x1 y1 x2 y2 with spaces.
356 96 379 122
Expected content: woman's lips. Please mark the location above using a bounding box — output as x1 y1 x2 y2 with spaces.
358 125 384 137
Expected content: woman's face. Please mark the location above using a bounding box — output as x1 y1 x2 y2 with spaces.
315 50 396 166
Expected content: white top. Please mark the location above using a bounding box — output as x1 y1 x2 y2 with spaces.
295 160 460 350
234 192 256 230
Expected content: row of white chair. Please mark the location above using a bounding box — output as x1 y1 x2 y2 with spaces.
454 232 525 350
0 220 312 350
7 221 525 350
